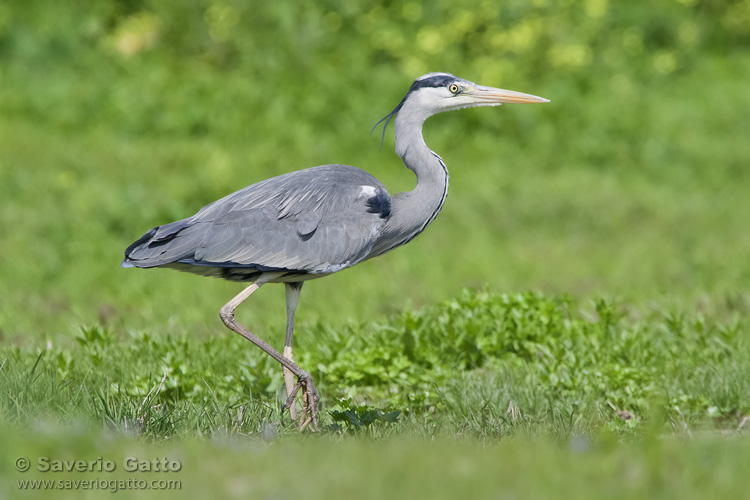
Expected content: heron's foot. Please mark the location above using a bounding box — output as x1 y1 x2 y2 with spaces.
283 373 319 431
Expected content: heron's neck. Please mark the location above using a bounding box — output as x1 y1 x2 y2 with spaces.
386 108 449 243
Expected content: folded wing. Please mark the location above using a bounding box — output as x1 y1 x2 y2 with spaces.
123 165 391 279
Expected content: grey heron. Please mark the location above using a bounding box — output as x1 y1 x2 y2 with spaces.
122 72 548 430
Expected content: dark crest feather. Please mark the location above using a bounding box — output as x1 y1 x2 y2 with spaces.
371 97 406 151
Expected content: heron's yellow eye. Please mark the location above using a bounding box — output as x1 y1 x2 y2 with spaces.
448 84 459 94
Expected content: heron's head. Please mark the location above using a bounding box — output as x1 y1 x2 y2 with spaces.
373 72 548 148
404 72 549 112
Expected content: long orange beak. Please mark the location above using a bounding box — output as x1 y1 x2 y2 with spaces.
468 85 549 104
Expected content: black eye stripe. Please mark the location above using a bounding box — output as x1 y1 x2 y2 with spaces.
409 74 458 91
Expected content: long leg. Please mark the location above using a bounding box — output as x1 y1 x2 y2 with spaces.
283 282 303 423
219 273 319 430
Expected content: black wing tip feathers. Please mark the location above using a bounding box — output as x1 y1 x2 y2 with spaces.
124 226 158 258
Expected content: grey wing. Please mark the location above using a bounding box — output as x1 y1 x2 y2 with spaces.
122 165 391 279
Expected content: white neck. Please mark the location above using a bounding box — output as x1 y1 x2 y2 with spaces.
369 99 449 257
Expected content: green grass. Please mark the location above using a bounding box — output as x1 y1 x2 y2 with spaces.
2 290 748 438
2 1 750 498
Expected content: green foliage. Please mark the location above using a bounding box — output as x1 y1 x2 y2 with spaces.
304 290 749 428
1 290 746 439
328 399 401 433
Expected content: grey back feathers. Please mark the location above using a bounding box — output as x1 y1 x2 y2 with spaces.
123 165 391 281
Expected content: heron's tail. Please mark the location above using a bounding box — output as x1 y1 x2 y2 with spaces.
122 219 191 269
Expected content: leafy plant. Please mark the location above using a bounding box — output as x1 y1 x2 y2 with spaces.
328 399 400 434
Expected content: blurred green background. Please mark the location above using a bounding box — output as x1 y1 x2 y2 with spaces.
2 0 749 340
1 1 750 497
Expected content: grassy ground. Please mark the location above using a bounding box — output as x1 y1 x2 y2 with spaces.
2 1 750 498
2 291 748 437
2 290 748 498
